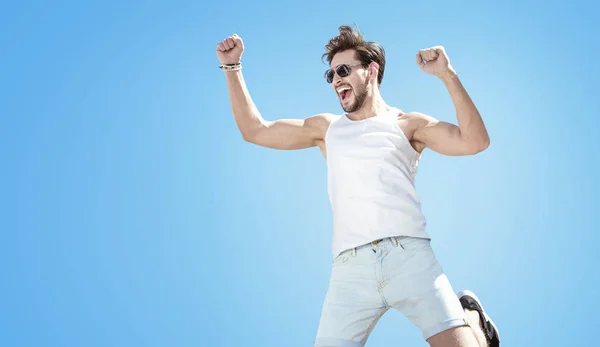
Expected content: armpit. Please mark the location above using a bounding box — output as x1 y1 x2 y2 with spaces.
396 112 433 138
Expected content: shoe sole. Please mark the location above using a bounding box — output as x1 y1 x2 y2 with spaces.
457 290 500 344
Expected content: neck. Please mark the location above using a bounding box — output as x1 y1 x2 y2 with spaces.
346 91 391 121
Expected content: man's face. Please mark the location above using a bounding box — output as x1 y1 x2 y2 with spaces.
328 50 368 113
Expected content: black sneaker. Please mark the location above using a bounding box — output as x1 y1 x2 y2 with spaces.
457 290 500 347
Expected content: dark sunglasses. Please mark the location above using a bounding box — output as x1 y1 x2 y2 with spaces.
324 63 362 83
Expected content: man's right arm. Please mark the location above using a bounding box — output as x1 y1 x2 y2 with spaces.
224 69 331 150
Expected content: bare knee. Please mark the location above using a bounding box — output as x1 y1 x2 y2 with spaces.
427 326 480 347
464 308 487 347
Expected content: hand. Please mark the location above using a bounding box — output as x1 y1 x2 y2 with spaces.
416 46 455 78
216 34 244 65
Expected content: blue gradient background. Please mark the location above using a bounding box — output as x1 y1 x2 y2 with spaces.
2 1 598 346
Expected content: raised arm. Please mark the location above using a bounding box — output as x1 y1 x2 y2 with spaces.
217 34 331 150
411 46 490 156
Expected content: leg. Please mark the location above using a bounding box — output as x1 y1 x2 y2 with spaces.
427 326 481 347
424 291 501 347
464 308 488 347
458 290 501 347
314 247 388 347
424 302 491 347
380 237 480 347
427 290 500 347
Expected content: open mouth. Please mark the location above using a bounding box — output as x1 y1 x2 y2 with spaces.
338 86 353 102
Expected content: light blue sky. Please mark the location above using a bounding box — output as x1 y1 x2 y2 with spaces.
2 0 598 346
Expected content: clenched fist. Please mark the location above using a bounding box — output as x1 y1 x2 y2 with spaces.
416 46 455 78
216 34 244 65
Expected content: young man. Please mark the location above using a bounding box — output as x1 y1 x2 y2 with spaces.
216 25 501 347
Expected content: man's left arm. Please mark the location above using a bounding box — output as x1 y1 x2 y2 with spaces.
411 46 490 156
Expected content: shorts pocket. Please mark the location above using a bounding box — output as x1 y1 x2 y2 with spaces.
332 251 351 267
398 237 431 252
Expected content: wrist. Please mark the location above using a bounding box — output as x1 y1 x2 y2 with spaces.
436 67 457 83
219 62 242 72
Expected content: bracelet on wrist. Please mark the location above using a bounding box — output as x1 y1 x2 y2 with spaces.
219 63 242 72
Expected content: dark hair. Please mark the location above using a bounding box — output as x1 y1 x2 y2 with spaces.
322 24 386 85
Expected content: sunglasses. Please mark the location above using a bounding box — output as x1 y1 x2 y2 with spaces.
324 63 362 83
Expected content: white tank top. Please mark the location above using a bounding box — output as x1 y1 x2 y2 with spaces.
325 107 429 258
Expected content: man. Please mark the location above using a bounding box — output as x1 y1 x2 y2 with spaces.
216 25 500 347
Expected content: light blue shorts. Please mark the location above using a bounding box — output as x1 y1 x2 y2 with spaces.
314 237 468 347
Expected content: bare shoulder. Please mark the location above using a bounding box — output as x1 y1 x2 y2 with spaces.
305 113 335 128
396 111 438 136
400 111 438 128
396 111 440 153
304 113 336 139
304 113 337 158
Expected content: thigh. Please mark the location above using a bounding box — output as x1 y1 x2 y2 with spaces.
383 237 468 340
314 249 387 347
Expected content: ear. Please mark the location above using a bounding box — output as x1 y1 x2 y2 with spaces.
368 62 379 81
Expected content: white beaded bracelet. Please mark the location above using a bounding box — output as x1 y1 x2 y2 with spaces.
219 63 242 72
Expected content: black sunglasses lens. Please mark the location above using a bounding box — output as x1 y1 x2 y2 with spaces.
336 64 351 77
325 64 352 83
325 69 334 83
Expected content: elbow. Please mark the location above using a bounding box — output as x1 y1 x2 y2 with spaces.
482 137 491 151
480 134 491 152
241 130 256 143
465 137 490 155
240 123 265 144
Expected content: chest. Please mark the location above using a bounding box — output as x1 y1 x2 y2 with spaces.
325 117 415 164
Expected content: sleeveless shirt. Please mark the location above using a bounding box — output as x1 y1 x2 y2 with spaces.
325 107 430 258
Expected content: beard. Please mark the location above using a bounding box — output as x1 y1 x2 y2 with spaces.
341 80 368 113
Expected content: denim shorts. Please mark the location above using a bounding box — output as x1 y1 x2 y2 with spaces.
314 237 468 347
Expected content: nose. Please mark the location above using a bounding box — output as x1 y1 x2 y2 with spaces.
332 80 343 93
332 72 344 86
332 71 342 84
